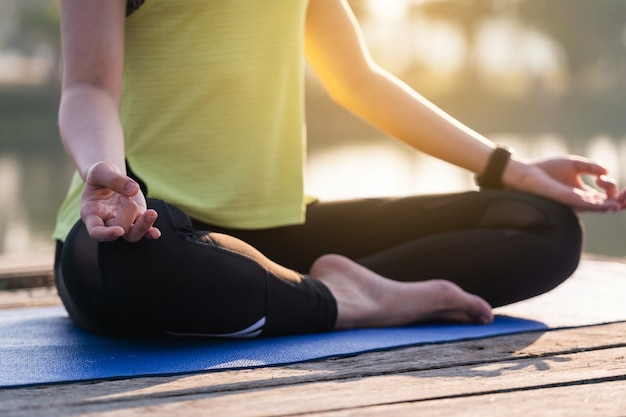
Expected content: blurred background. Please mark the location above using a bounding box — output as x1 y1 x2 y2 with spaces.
2 0 626 260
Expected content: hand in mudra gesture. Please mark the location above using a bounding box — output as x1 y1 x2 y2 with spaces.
81 161 161 242
504 156 623 212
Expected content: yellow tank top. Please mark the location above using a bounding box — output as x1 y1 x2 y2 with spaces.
54 0 310 241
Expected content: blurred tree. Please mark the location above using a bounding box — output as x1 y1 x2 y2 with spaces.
0 0 19 49
519 0 626 138
0 0 59 59
416 0 499 78
520 0 626 85
17 0 60 55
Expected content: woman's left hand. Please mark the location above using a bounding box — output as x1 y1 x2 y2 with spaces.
502 156 623 212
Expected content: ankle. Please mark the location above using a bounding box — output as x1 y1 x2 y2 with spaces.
310 254 392 329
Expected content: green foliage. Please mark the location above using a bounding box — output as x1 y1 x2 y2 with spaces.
1 0 60 53
520 0 626 72
0 84 61 152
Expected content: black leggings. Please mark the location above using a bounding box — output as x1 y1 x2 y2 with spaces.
55 190 582 337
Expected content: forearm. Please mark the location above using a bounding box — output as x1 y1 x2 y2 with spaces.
331 65 496 175
59 83 126 180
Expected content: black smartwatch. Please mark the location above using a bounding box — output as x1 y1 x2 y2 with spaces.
474 146 512 189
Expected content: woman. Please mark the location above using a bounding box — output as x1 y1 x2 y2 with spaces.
54 0 624 337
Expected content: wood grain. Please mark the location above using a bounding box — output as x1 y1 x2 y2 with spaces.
2 322 625 416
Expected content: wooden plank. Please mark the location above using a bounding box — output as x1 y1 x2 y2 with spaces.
301 380 626 417
0 286 60 309
2 322 626 415
0 253 54 290
5 345 625 416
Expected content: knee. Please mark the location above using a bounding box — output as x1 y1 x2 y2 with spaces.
528 197 583 282
550 202 583 275
478 199 546 229
480 191 583 277
479 192 582 251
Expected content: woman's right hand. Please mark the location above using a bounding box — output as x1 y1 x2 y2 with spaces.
81 161 161 242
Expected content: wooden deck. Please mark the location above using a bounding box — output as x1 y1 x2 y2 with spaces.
1 255 626 416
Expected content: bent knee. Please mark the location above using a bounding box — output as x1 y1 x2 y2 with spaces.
478 200 545 229
478 192 582 237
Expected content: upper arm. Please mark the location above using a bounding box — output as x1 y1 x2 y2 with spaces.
60 0 127 104
304 0 378 100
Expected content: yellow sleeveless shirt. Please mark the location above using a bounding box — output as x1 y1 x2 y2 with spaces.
54 0 310 241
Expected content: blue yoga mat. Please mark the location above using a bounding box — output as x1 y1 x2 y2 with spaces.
3 260 625 389
0 306 546 388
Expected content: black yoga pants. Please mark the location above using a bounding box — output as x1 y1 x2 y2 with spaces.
55 189 582 338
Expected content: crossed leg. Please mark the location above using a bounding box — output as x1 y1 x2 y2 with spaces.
56 190 581 337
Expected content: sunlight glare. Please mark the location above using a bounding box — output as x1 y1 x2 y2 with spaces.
587 136 620 181
475 18 564 82
412 18 467 75
365 0 410 21
306 142 469 200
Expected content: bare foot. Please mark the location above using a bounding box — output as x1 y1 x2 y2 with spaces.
310 254 493 330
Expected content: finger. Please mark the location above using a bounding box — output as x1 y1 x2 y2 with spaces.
616 188 626 206
538 175 618 212
87 161 139 197
571 158 609 176
595 175 618 200
144 226 162 240
570 188 620 212
124 209 160 243
83 214 126 241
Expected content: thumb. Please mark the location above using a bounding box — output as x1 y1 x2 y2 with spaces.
86 161 139 197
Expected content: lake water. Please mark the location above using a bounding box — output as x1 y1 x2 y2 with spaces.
2 129 626 259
